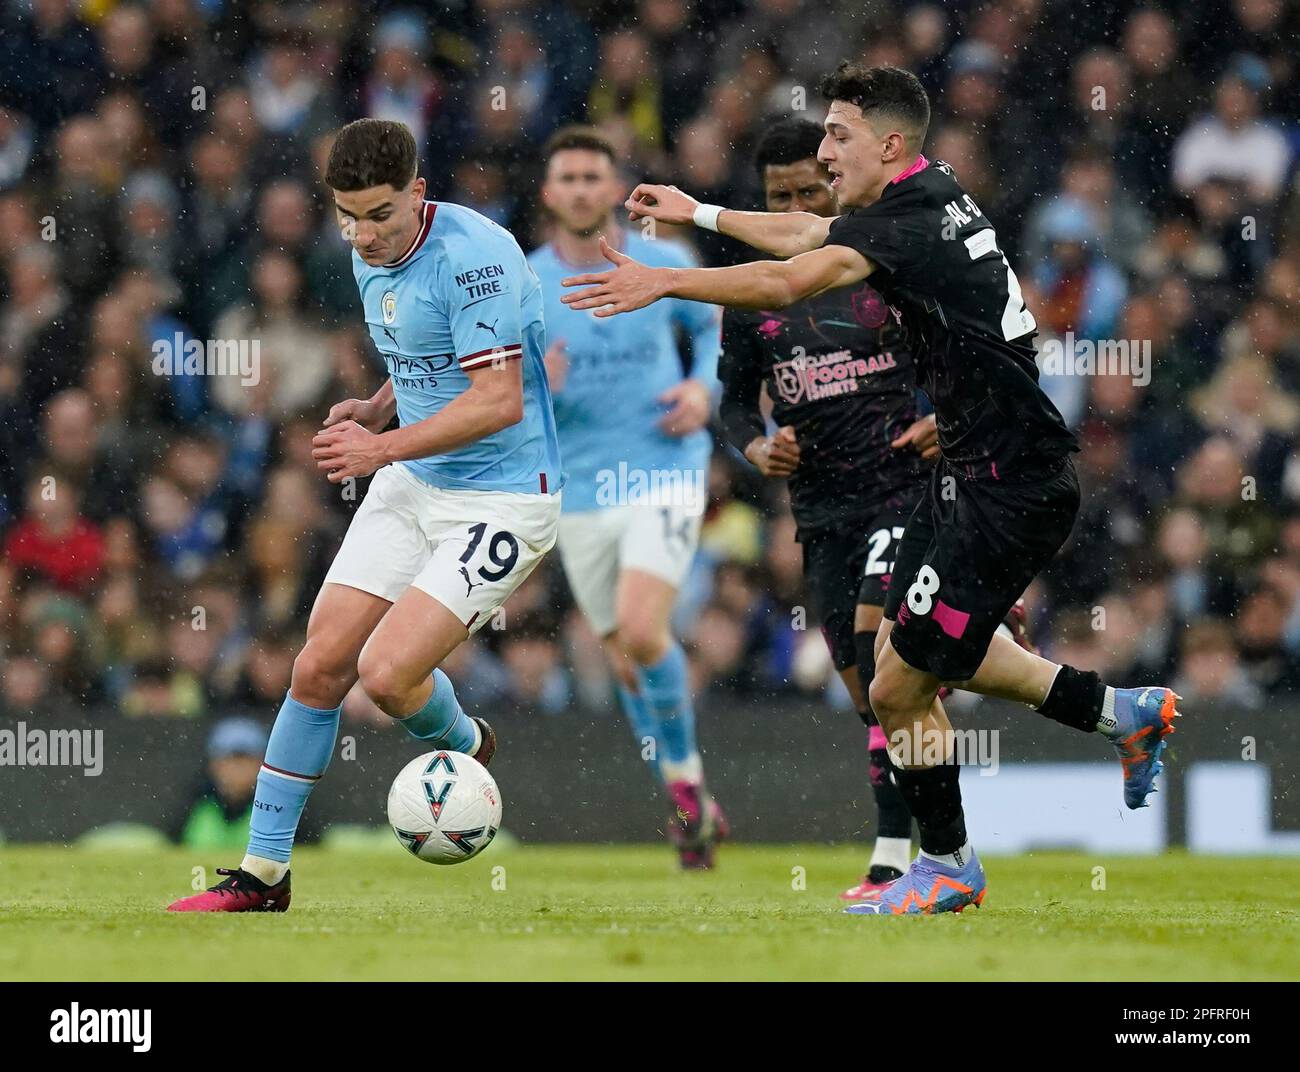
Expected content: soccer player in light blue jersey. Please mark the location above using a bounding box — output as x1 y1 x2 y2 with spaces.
170 119 563 912
528 127 728 868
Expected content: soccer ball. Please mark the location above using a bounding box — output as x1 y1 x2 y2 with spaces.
387 751 502 865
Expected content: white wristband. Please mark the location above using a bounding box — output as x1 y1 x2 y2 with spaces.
693 203 724 232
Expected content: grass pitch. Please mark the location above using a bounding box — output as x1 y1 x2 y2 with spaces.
1 844 1296 981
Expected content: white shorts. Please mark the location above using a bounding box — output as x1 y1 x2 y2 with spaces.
324 464 560 633
556 502 702 637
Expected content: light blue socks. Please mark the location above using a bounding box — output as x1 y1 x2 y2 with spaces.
638 642 698 767
245 692 341 865
395 669 478 752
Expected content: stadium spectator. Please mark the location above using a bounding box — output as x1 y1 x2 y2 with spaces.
1172 56 1292 203
1236 582 1300 694
175 717 268 853
498 615 573 714
0 106 35 192
1172 617 1265 710
4 474 104 594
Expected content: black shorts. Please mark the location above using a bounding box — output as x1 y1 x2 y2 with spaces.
883 455 1080 681
802 490 924 672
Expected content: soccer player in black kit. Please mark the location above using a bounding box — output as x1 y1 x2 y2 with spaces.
720 117 930 901
563 64 1181 916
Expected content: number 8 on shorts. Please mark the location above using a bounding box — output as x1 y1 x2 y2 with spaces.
906 564 941 616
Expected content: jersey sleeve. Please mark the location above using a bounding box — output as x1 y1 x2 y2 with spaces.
653 238 723 385
718 308 768 453
823 191 934 277
442 235 525 373
673 296 722 384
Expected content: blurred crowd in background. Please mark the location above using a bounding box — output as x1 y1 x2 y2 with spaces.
3 0 1300 753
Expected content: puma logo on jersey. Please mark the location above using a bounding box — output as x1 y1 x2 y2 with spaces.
475 318 499 337
383 327 399 347
459 566 484 597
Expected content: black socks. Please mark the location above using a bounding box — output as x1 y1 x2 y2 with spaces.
889 761 967 856
1037 664 1106 733
854 629 915 841
852 630 877 700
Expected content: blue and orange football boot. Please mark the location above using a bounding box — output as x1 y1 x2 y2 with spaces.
844 852 986 916
1108 687 1180 809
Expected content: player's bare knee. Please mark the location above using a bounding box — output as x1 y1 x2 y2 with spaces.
868 669 906 729
605 647 641 691
356 652 415 714
617 619 670 666
870 649 927 730
291 643 355 708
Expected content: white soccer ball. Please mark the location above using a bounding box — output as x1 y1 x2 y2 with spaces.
387 750 502 865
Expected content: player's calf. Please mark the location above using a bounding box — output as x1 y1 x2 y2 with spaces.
166 690 340 911
839 722 910 898
378 666 484 756
839 630 913 900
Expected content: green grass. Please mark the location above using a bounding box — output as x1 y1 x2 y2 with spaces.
1 844 1297 981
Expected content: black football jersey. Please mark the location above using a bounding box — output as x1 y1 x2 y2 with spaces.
720 282 924 535
823 159 1076 474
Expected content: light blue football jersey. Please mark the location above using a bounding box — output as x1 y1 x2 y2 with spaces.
354 200 563 495
527 231 721 512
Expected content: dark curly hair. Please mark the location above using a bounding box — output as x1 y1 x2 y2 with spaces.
753 117 826 177
819 62 930 149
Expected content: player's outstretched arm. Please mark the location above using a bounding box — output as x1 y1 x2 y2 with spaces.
626 183 834 259
562 235 873 315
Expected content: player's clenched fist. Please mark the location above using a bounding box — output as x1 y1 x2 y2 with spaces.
625 183 698 225
312 419 388 482
745 425 800 477
658 378 712 437
890 413 940 461
324 397 388 433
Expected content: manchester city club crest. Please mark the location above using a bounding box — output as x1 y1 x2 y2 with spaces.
382 290 397 325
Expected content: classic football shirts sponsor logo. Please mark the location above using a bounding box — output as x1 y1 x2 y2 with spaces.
771 348 898 405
